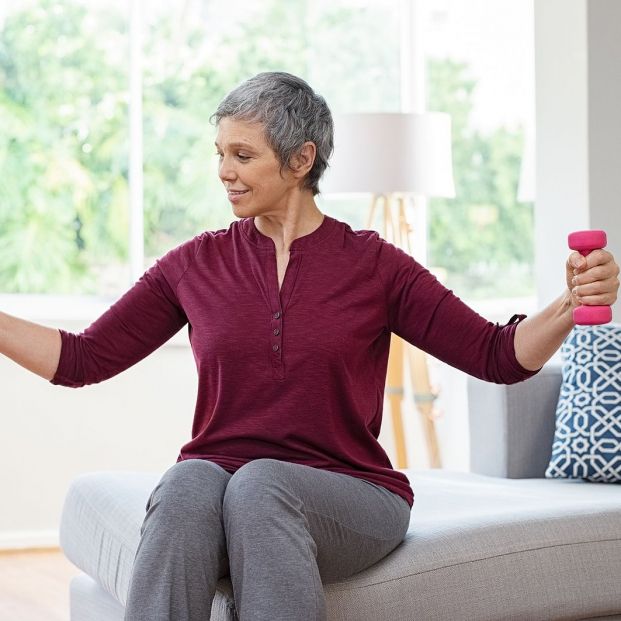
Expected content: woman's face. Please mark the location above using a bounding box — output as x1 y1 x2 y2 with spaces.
215 117 299 219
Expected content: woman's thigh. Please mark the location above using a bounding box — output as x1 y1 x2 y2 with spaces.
224 459 411 584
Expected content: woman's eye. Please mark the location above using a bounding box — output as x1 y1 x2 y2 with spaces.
214 152 249 161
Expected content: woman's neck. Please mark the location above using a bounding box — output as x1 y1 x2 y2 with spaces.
254 201 324 253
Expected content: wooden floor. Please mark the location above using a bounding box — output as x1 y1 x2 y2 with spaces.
0 548 80 621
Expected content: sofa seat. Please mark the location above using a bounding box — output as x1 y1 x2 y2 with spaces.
60 467 621 621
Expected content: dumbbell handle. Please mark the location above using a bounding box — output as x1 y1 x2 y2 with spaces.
567 230 612 325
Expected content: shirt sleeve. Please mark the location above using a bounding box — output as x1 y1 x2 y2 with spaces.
50 235 203 388
375 237 540 384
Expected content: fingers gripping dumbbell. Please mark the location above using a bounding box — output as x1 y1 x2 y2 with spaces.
567 229 612 325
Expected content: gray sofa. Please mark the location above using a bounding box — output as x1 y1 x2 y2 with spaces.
60 364 621 620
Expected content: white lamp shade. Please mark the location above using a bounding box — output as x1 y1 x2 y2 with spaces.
321 112 455 197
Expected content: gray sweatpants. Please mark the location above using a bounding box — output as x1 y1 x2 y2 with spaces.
124 458 411 621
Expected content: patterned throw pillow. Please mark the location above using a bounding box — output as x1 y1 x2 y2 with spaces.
545 324 621 482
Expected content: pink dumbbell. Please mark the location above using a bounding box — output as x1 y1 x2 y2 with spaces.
568 229 612 325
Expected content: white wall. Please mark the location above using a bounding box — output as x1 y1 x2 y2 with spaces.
0 315 197 548
534 0 621 319
586 0 621 283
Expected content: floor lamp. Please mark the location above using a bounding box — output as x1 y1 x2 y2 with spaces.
322 113 456 469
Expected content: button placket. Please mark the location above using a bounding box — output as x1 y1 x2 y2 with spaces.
263 248 298 381
271 310 282 358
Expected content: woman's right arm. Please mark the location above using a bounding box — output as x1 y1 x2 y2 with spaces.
2 233 202 387
0 311 61 381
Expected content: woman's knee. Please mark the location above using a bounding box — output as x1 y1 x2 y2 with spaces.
222 459 299 523
148 459 230 518
224 458 286 498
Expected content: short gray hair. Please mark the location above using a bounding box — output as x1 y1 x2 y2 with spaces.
210 72 334 196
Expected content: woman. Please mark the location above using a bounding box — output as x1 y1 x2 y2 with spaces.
1 71 618 621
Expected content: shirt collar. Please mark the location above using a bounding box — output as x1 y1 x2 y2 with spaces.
241 214 338 251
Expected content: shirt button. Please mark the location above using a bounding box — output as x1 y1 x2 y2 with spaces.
272 344 279 352
273 311 281 319
273 328 280 336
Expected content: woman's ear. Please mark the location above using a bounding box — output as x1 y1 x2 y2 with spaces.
290 142 317 178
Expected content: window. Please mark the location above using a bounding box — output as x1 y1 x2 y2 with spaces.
0 0 401 297
421 0 536 315
0 0 129 295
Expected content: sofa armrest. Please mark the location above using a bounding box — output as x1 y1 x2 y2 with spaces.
467 363 562 479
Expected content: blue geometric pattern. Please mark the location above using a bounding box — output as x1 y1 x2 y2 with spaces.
545 324 621 483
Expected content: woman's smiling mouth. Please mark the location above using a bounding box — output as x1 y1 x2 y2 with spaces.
227 189 249 202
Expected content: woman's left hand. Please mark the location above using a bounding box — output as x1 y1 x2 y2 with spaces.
566 249 620 311
514 248 619 371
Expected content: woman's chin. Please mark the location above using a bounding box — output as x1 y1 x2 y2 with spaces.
231 203 258 218
231 204 248 217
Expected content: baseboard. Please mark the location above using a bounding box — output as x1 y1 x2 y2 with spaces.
0 529 60 551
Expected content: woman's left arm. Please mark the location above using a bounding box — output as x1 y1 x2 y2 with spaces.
514 248 620 371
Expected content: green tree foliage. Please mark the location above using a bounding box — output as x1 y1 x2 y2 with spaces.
0 0 129 293
427 58 534 299
141 12 228 258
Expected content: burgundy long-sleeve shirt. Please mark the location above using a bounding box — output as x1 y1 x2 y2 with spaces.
52 215 539 506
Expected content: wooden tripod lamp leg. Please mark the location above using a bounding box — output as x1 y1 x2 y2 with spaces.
407 345 442 468
368 193 442 470
386 332 408 469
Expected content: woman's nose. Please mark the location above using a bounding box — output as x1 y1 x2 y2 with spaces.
218 157 236 182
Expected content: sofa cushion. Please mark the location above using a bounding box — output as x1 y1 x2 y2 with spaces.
60 468 621 620
546 324 621 482
59 471 238 620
